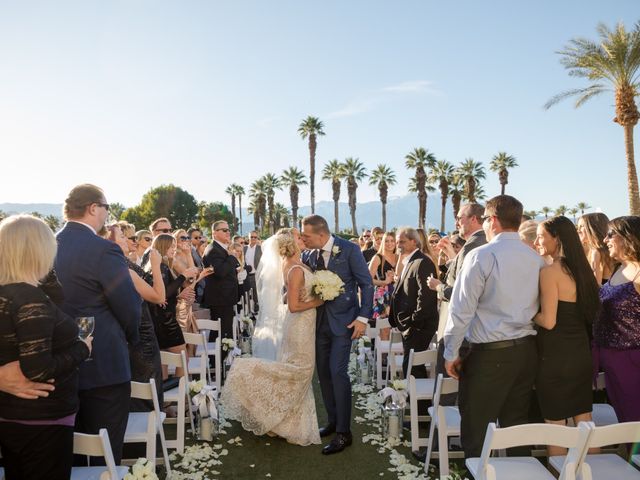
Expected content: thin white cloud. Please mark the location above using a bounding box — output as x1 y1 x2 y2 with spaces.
326 80 441 119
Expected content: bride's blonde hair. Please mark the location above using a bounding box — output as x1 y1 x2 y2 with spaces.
275 228 299 258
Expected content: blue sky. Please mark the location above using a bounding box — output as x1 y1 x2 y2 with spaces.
0 0 637 218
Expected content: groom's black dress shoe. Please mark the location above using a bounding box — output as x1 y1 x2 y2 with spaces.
321 432 352 455
319 424 336 438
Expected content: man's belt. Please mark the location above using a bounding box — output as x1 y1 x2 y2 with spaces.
469 335 534 351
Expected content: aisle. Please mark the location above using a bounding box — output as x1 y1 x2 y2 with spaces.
165 356 466 480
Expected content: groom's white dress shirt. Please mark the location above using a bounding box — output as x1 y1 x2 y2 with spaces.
318 236 368 325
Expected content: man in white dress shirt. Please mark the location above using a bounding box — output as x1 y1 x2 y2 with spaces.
243 231 262 312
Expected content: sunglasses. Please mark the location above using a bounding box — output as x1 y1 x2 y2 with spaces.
216 228 230 233
429 240 439 245
179 236 190 241
94 203 110 211
155 228 172 233
481 215 493 223
127 236 137 242
192 236 201 240
604 230 617 240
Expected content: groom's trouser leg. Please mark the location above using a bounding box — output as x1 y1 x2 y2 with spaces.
316 317 337 428
330 333 353 433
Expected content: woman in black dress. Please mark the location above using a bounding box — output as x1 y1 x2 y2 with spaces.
533 215 600 455
105 224 166 408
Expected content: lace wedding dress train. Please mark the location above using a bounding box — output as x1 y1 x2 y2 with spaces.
220 266 320 446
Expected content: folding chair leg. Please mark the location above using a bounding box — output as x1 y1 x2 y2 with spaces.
426 417 436 465
147 413 157 470
376 350 384 389
158 417 172 476
438 422 449 479
410 393 420 451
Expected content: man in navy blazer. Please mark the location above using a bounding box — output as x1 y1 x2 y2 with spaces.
55 184 141 464
301 215 374 455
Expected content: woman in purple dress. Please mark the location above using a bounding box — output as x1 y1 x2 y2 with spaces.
593 215 640 423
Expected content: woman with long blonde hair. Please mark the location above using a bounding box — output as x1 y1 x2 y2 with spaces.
172 229 201 337
577 213 615 285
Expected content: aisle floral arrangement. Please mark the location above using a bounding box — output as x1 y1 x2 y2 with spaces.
124 458 159 480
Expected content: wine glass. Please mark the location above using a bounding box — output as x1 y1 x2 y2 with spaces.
76 316 95 359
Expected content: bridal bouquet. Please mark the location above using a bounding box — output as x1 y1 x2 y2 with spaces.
310 270 345 301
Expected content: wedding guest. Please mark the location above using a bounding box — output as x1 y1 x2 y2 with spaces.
593 216 640 423
135 230 153 265
362 229 377 263
106 224 165 409
146 234 196 377
577 213 615 285
203 220 239 340
444 195 545 458
197 235 208 258
150 217 172 236
244 231 262 312
55 184 140 464
450 234 465 255
368 231 398 339
533 216 600 455
232 235 246 247
0 215 91 480
0 361 54 399
389 227 438 376
172 229 199 335
188 227 205 303
116 221 138 265
518 219 539 251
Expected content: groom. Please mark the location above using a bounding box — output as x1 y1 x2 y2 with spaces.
301 215 374 455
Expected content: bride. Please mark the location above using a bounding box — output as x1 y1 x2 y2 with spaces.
220 228 324 446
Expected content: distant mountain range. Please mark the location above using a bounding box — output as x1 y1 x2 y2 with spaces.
1 194 457 233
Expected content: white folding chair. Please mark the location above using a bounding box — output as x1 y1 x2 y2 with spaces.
195 318 223 392
466 422 592 480
385 329 406 385
550 421 640 480
123 379 171 475
184 331 211 384
591 372 619 427
407 348 438 452
425 374 463 479
71 429 129 480
375 318 404 388
160 351 193 453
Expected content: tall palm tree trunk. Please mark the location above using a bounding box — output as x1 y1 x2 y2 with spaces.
418 191 426 229
332 181 340 233
309 134 317 214
440 194 447 232
624 125 640 215
230 195 237 234
290 186 299 227
381 201 387 231
348 185 358 234
238 195 243 235
451 192 461 220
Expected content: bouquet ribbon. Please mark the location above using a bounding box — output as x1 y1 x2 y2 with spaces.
378 386 408 409
225 346 242 366
192 384 218 419
357 347 374 367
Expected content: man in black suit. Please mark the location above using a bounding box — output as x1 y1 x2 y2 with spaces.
202 220 238 340
389 227 438 378
55 184 141 464
243 231 262 312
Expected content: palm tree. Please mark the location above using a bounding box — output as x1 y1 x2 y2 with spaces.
261 173 282 234
568 207 579 222
405 147 437 229
555 205 568 216
369 164 397 231
249 179 268 233
248 198 260 231
342 157 368 235
234 185 246 235
457 158 486 203
540 206 552 218
428 159 455 232
322 159 346 233
273 203 290 228
298 116 325 214
448 173 464 220
575 202 591 216
523 210 539 219
225 184 242 234
280 167 308 228
489 152 518 195
545 21 640 215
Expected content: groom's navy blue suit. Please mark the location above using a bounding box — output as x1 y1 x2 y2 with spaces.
303 235 374 434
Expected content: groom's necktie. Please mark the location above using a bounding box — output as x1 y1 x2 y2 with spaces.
316 249 326 271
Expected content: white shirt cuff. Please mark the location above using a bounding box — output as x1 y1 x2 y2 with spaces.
356 316 369 325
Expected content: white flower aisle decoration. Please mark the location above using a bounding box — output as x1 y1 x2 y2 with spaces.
378 379 408 442
356 335 374 384
124 458 158 480
239 316 254 355
189 380 219 441
309 270 345 301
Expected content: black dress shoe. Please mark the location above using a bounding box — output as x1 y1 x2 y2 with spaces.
319 424 336 438
322 432 353 455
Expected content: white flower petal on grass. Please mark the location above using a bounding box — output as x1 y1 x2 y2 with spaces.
250 464 255 468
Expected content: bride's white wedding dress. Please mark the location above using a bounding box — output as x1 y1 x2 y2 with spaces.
220 265 320 446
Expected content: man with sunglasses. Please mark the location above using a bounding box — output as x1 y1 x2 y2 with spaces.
202 220 239 343
149 218 172 236
55 184 141 464
243 231 262 313
187 227 206 303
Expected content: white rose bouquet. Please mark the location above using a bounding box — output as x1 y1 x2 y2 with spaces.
310 270 345 301
221 338 236 352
